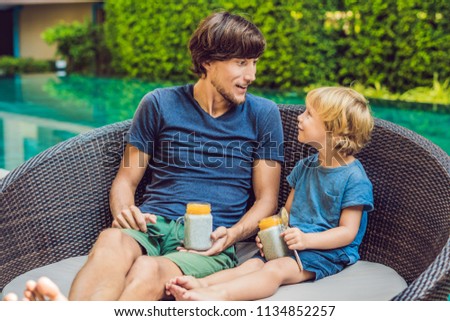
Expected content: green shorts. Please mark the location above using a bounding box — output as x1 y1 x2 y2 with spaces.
121 215 238 278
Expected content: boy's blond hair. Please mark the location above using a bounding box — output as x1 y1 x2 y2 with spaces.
306 87 374 156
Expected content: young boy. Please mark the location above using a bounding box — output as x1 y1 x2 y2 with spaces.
166 87 375 300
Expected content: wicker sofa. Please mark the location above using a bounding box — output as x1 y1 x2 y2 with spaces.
1 104 449 300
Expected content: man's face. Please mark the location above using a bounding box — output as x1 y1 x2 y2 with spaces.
207 58 258 106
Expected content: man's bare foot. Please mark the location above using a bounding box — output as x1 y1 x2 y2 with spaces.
34 277 67 301
3 282 37 301
23 280 38 301
165 275 207 295
3 293 19 301
3 277 67 301
167 283 228 301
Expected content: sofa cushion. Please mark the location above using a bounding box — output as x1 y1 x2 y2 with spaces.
3 256 87 300
2 242 407 300
235 242 407 300
261 261 407 300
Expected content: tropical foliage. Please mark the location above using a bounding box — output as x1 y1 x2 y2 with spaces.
40 0 450 104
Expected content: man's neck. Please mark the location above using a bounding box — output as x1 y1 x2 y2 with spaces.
193 79 232 118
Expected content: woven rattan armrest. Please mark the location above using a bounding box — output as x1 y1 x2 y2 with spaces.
1 121 130 292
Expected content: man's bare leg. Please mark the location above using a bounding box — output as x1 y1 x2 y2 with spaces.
169 257 314 301
68 228 144 300
166 258 264 294
2 229 144 301
119 256 184 300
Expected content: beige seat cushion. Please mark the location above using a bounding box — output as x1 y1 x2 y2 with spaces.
236 242 407 300
2 242 407 300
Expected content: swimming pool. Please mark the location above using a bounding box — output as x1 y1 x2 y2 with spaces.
0 73 448 171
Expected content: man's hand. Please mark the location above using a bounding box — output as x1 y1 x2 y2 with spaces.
281 227 307 251
176 226 231 256
255 235 265 257
111 205 157 232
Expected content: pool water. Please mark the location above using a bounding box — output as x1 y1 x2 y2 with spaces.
0 73 448 171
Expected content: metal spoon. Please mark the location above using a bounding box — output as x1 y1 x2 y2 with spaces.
278 207 303 271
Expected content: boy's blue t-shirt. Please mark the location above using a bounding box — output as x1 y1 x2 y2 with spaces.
127 84 284 229
287 154 374 264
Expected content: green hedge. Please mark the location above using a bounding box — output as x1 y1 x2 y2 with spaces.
0 56 53 75
104 0 209 81
338 0 450 91
232 1 340 90
100 0 450 92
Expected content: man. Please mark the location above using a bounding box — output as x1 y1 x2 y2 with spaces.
4 11 283 301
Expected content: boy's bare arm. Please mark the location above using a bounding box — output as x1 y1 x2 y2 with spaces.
284 189 295 213
283 205 364 251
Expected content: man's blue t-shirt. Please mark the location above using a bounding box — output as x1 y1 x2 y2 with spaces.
127 84 284 229
287 154 374 264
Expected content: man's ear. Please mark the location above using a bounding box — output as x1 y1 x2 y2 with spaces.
202 61 212 71
200 61 211 79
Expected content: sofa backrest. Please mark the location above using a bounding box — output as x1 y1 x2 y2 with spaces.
2 104 447 291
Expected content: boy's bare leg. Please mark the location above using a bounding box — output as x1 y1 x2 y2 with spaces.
68 228 144 300
166 258 264 295
119 256 184 300
170 257 314 301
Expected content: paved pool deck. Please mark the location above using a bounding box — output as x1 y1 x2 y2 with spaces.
0 168 10 179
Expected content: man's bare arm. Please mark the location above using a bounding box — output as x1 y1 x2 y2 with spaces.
109 143 155 231
228 159 281 243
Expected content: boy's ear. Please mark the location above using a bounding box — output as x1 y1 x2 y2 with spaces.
331 135 343 148
334 135 351 150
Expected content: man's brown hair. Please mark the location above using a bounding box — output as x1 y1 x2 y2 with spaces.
189 11 266 76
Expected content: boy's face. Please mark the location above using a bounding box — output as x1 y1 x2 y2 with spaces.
297 104 327 148
205 58 258 105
